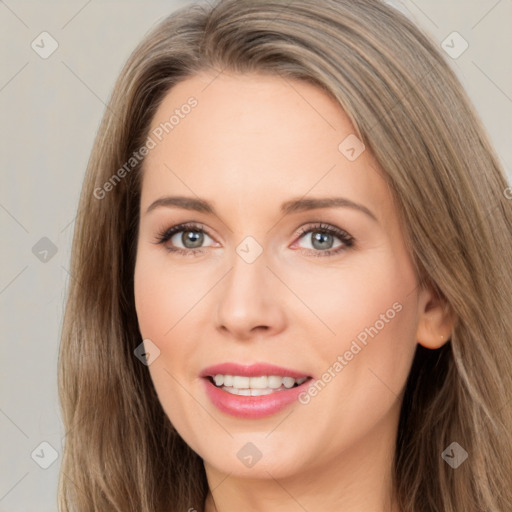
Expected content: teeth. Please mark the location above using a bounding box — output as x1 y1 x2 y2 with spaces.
249 376 268 389
210 374 308 394
268 375 283 389
283 377 296 389
250 388 274 396
233 376 250 389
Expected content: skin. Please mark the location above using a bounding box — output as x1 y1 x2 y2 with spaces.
134 71 455 512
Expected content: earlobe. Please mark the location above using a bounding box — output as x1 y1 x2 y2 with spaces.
416 287 457 350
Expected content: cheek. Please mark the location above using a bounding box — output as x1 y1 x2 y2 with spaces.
306 252 419 424
289 250 417 353
133 249 212 386
134 250 205 340
133 253 201 426
134 266 174 340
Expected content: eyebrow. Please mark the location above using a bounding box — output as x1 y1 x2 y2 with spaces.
146 195 378 222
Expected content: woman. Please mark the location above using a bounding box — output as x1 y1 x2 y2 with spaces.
57 0 512 510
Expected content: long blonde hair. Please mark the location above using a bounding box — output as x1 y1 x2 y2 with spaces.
58 0 512 510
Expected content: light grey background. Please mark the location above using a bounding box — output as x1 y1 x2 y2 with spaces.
1 1 511 510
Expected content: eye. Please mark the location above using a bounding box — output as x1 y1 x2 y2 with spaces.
294 223 355 257
153 221 355 258
153 222 216 256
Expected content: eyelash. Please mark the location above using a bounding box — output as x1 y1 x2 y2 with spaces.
153 222 355 257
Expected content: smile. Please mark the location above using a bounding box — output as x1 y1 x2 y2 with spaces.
200 363 314 418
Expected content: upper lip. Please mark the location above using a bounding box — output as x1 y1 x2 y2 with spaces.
200 362 311 379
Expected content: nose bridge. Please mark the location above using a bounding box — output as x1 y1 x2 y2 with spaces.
215 235 286 337
222 236 270 309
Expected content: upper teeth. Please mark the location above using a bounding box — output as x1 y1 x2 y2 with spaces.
213 374 307 390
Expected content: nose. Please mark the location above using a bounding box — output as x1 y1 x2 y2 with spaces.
215 246 287 341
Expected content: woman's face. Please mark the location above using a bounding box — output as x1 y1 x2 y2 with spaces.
134 72 441 481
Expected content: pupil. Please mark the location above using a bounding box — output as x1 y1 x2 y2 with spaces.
312 231 333 250
182 230 204 249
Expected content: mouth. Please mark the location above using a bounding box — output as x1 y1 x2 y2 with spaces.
200 362 314 418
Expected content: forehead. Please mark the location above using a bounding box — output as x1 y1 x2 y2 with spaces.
140 71 391 223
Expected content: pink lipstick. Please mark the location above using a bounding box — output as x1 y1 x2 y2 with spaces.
200 362 313 419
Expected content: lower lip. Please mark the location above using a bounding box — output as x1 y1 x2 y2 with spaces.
202 377 312 419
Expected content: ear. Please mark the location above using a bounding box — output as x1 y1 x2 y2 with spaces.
416 283 457 349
